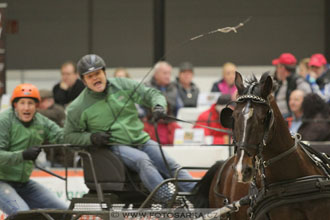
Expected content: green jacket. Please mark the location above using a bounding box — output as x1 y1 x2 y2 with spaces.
0 109 63 182
64 78 167 146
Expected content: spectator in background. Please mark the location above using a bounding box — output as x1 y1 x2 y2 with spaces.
306 53 330 103
298 93 330 141
194 94 231 145
112 67 146 118
211 62 237 98
53 61 85 107
37 89 75 167
298 58 310 79
38 89 66 127
145 61 178 116
113 67 131 78
286 90 304 134
143 101 181 145
175 62 199 109
273 53 311 117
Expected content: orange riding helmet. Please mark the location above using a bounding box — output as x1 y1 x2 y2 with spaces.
11 83 41 104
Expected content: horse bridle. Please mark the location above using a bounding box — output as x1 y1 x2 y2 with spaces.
232 92 274 157
232 93 301 182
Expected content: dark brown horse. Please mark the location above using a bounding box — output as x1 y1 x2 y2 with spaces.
191 72 330 219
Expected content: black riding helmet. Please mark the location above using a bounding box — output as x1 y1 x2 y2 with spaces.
77 54 106 78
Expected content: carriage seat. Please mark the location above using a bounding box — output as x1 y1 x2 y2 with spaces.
79 147 142 192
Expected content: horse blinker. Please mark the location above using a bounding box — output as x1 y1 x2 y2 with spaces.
220 107 234 129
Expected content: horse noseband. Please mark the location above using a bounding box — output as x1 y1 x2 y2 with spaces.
234 141 262 157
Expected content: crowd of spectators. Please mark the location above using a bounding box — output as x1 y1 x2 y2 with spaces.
3 52 330 168
37 52 330 162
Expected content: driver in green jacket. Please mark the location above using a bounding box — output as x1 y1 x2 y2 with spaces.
64 54 196 201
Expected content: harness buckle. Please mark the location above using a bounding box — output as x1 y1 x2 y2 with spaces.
263 160 269 168
249 212 254 220
322 153 330 160
263 139 266 146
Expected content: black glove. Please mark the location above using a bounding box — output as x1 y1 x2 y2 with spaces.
152 105 167 122
22 147 41 161
90 132 111 147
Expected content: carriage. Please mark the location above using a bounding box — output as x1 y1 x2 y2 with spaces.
5 143 212 220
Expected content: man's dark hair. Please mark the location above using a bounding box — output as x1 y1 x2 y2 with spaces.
302 93 330 119
61 61 77 73
283 65 296 73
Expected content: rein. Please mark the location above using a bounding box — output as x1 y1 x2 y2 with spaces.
164 115 232 134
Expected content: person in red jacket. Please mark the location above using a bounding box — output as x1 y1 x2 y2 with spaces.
143 120 181 145
194 94 232 144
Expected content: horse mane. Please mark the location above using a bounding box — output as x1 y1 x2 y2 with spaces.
241 72 278 97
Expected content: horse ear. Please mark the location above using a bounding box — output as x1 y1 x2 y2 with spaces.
235 71 245 95
261 75 273 99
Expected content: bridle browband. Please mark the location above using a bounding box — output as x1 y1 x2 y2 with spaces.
236 94 267 104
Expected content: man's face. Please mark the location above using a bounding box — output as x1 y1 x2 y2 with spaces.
215 104 226 114
114 70 128 78
154 64 172 87
179 70 193 86
39 98 54 110
61 64 78 87
83 69 107 93
223 66 236 86
289 91 304 114
275 64 288 81
310 65 325 78
14 98 37 122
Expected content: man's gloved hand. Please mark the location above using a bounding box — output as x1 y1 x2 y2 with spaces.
152 105 167 122
90 132 111 147
22 147 41 161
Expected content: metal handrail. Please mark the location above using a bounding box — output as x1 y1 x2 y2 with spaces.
36 144 106 207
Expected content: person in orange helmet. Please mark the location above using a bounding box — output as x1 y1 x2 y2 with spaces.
0 84 67 216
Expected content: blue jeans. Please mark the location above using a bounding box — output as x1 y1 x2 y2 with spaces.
0 179 68 216
111 140 196 194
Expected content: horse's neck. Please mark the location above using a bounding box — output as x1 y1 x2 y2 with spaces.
266 102 294 157
262 103 321 183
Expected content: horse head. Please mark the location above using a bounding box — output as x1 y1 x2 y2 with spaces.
221 72 275 183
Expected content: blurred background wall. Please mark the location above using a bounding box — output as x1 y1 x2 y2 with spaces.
1 0 329 93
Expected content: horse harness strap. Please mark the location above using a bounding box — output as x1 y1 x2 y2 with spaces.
248 175 330 220
262 134 300 168
213 156 233 203
248 135 330 219
299 142 330 177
